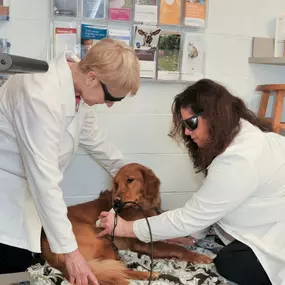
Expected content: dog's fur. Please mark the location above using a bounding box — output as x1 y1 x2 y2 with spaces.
41 163 211 285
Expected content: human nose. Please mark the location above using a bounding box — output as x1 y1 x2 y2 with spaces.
106 102 114 108
184 128 192 136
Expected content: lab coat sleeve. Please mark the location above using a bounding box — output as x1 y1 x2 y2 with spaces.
79 107 127 177
190 227 211 240
13 93 78 254
133 155 258 243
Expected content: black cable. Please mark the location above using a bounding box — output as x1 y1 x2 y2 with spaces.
111 212 119 254
111 201 154 285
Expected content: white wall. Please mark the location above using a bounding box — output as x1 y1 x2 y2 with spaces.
1 0 285 209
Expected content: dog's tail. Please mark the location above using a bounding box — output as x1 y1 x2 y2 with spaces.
87 259 129 285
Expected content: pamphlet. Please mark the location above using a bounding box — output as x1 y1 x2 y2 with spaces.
108 28 131 45
134 25 161 78
159 0 181 25
53 22 78 58
54 0 78 17
81 24 107 58
181 33 205 81
82 0 105 19
108 0 132 21
274 12 285 57
157 31 181 80
0 0 9 20
184 0 206 27
134 0 157 24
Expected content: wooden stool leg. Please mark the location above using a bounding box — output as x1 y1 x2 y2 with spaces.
272 90 285 133
258 91 270 118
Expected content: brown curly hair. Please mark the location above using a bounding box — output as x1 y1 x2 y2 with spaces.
169 79 272 175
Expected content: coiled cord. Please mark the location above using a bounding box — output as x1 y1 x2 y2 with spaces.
111 201 154 285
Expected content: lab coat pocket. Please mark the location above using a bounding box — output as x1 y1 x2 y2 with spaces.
262 221 285 254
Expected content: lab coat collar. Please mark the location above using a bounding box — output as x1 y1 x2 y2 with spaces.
53 51 80 117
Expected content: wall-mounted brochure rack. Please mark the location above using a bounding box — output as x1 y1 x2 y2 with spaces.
49 0 208 83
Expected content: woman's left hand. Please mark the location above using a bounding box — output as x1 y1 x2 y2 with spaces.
96 211 134 238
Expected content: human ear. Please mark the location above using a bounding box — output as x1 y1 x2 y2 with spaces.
85 71 99 86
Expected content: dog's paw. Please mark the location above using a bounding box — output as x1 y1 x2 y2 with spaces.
195 254 212 264
150 272 160 280
186 252 212 264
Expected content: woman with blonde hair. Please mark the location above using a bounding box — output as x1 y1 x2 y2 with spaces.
0 38 140 285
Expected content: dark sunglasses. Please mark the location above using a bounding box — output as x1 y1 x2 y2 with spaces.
181 112 203 131
101 82 126 102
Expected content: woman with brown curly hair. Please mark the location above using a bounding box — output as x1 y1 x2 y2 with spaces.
98 79 285 285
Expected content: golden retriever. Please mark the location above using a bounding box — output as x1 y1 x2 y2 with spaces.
41 163 212 285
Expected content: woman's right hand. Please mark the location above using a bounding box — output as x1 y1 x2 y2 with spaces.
96 211 136 238
64 249 99 285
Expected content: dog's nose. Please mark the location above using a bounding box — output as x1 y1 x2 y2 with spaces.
114 196 121 203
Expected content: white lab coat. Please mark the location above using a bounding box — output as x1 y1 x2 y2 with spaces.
0 52 125 254
134 120 285 284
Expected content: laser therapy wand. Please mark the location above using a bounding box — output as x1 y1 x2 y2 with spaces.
0 53 49 74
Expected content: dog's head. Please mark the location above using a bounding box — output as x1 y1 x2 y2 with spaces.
112 163 161 210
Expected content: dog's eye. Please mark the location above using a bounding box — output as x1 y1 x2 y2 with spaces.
127 178 134 184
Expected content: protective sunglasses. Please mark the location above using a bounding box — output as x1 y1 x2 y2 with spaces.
101 81 126 102
181 112 203 131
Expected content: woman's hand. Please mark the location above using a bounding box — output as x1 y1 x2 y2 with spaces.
64 249 99 285
96 211 135 238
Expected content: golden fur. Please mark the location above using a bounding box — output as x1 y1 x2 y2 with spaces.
41 163 211 285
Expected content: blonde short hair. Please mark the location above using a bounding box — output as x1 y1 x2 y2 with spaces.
79 38 140 95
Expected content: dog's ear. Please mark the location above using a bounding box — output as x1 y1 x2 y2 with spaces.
141 166 161 200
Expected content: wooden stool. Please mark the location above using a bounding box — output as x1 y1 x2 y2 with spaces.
256 84 285 133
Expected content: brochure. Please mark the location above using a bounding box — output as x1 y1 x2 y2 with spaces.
134 25 161 50
54 0 78 17
134 25 161 78
134 0 157 24
181 33 205 81
184 0 206 27
0 0 9 20
82 0 105 19
157 31 181 80
53 22 78 58
274 12 285 57
108 28 131 45
108 0 132 21
159 0 181 25
81 24 107 58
